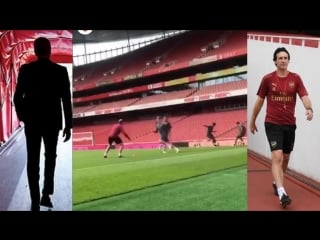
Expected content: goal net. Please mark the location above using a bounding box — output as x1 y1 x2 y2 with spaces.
73 131 94 146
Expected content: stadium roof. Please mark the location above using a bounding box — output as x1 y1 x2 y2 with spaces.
73 30 170 44
73 30 320 45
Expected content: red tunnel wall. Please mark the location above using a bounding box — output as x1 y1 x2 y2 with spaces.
0 30 72 141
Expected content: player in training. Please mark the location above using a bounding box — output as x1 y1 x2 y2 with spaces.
103 119 131 158
234 121 246 146
204 122 218 146
154 116 165 150
156 115 179 153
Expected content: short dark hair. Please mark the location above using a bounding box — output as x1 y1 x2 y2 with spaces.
273 47 290 61
34 37 51 57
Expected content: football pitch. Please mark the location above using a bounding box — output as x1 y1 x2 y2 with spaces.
73 146 247 210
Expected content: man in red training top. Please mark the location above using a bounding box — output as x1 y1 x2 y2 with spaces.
250 47 313 208
103 119 131 158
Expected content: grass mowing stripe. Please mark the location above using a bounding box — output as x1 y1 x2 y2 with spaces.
73 166 247 210
73 162 246 204
73 147 246 169
73 164 246 206
73 148 246 204
74 148 244 172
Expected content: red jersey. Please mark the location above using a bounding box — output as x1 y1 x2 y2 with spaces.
257 71 308 125
109 123 128 138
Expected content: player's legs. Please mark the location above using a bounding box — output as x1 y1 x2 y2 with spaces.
103 145 111 157
24 125 42 211
271 150 285 195
118 143 124 157
160 135 169 153
265 122 291 207
168 142 179 153
104 137 114 158
41 128 59 208
234 136 240 146
160 144 166 153
207 133 212 143
211 135 218 146
158 141 166 151
265 123 285 190
282 125 296 173
114 137 123 157
238 136 245 145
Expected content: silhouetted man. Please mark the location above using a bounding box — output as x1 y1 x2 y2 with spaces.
13 37 72 211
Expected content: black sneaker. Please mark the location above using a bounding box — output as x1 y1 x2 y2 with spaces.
40 195 53 208
272 183 278 196
280 194 292 208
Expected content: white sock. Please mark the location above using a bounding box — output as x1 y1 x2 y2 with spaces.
277 187 287 200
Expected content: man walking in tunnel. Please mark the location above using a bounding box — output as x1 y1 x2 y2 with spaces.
14 37 72 211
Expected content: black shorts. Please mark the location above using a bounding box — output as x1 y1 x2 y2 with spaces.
264 122 296 154
207 133 216 141
108 136 122 145
236 134 244 139
160 135 169 143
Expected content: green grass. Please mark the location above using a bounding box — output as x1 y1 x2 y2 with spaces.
74 165 246 211
73 146 247 210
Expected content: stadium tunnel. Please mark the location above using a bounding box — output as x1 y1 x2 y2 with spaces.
0 30 72 210
0 30 72 141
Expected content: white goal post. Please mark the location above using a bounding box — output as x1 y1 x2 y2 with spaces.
73 131 94 146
